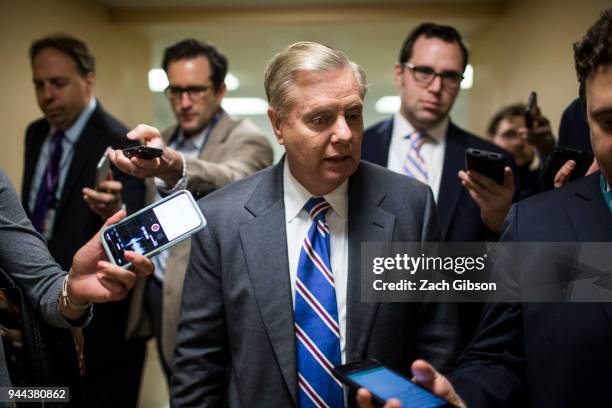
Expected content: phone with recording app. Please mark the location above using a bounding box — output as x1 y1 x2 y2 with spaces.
333 359 454 408
101 190 206 267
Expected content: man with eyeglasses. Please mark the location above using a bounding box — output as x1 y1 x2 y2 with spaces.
362 23 515 346
110 39 273 382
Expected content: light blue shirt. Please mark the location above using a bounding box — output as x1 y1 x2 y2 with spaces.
28 98 97 234
152 118 216 282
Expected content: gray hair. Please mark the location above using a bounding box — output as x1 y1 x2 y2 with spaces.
264 41 367 117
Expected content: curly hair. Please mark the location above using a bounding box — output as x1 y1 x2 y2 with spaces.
573 9 612 104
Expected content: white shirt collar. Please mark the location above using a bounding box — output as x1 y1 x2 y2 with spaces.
283 159 348 222
393 112 448 144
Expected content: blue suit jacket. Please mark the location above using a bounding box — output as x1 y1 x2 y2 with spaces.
451 173 612 407
362 117 515 242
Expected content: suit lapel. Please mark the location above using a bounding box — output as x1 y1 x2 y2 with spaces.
346 164 396 362
22 121 50 208
238 162 298 406
564 174 612 329
437 124 465 239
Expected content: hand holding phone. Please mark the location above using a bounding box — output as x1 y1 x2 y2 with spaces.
542 146 595 190
334 360 455 408
101 190 206 267
465 148 506 184
122 145 163 159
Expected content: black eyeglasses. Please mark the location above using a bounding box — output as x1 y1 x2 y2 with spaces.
164 84 213 101
403 63 463 89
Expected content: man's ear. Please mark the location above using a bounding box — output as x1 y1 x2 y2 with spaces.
393 62 403 88
268 107 284 145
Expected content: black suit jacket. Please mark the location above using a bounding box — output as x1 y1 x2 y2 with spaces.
451 173 612 407
21 102 146 406
558 97 591 153
362 117 515 242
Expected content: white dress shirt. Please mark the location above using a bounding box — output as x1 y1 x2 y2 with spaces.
387 113 448 202
283 159 349 363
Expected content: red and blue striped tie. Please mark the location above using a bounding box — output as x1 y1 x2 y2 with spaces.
294 197 343 408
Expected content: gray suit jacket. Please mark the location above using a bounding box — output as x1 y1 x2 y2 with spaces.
126 110 273 367
0 170 87 385
171 160 460 407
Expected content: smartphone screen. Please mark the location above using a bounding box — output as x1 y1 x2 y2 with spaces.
347 366 449 408
103 192 203 266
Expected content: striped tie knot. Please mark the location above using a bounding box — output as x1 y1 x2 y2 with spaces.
409 130 431 151
304 197 330 221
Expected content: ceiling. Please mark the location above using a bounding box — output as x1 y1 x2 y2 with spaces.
93 0 506 141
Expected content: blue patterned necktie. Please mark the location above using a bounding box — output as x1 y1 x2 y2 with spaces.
31 130 64 235
294 197 343 408
403 130 431 184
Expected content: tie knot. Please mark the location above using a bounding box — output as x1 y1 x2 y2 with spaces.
52 130 65 145
304 197 330 219
409 131 431 150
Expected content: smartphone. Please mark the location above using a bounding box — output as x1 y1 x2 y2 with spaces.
541 146 594 190
101 190 206 267
524 91 538 129
465 148 506 184
123 145 163 159
334 360 453 408
95 148 112 190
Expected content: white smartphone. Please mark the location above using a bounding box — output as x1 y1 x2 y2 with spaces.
95 148 112 190
101 190 206 267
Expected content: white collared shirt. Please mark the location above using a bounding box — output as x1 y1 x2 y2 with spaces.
283 159 349 363
387 113 448 202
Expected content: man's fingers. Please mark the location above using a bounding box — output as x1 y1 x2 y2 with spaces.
124 251 154 277
458 171 494 203
129 156 162 169
356 388 376 408
126 123 162 144
96 180 122 192
356 388 401 408
96 275 128 301
96 258 140 289
411 359 437 388
103 209 126 228
554 160 576 188
502 166 514 190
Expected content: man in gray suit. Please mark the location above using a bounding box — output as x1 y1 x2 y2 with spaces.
171 41 459 407
110 39 273 380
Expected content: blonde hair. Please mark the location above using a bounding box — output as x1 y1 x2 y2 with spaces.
264 41 367 117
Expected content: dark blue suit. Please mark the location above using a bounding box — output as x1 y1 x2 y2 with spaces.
363 118 517 345
362 118 514 242
558 98 591 153
451 173 612 407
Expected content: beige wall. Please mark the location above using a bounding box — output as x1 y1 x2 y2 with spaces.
0 0 151 192
469 0 609 137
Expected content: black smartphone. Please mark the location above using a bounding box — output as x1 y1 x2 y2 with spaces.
122 145 163 159
524 91 538 129
541 146 594 190
101 190 206 267
333 360 453 408
465 148 506 184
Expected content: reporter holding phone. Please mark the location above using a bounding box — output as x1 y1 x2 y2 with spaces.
0 169 153 385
